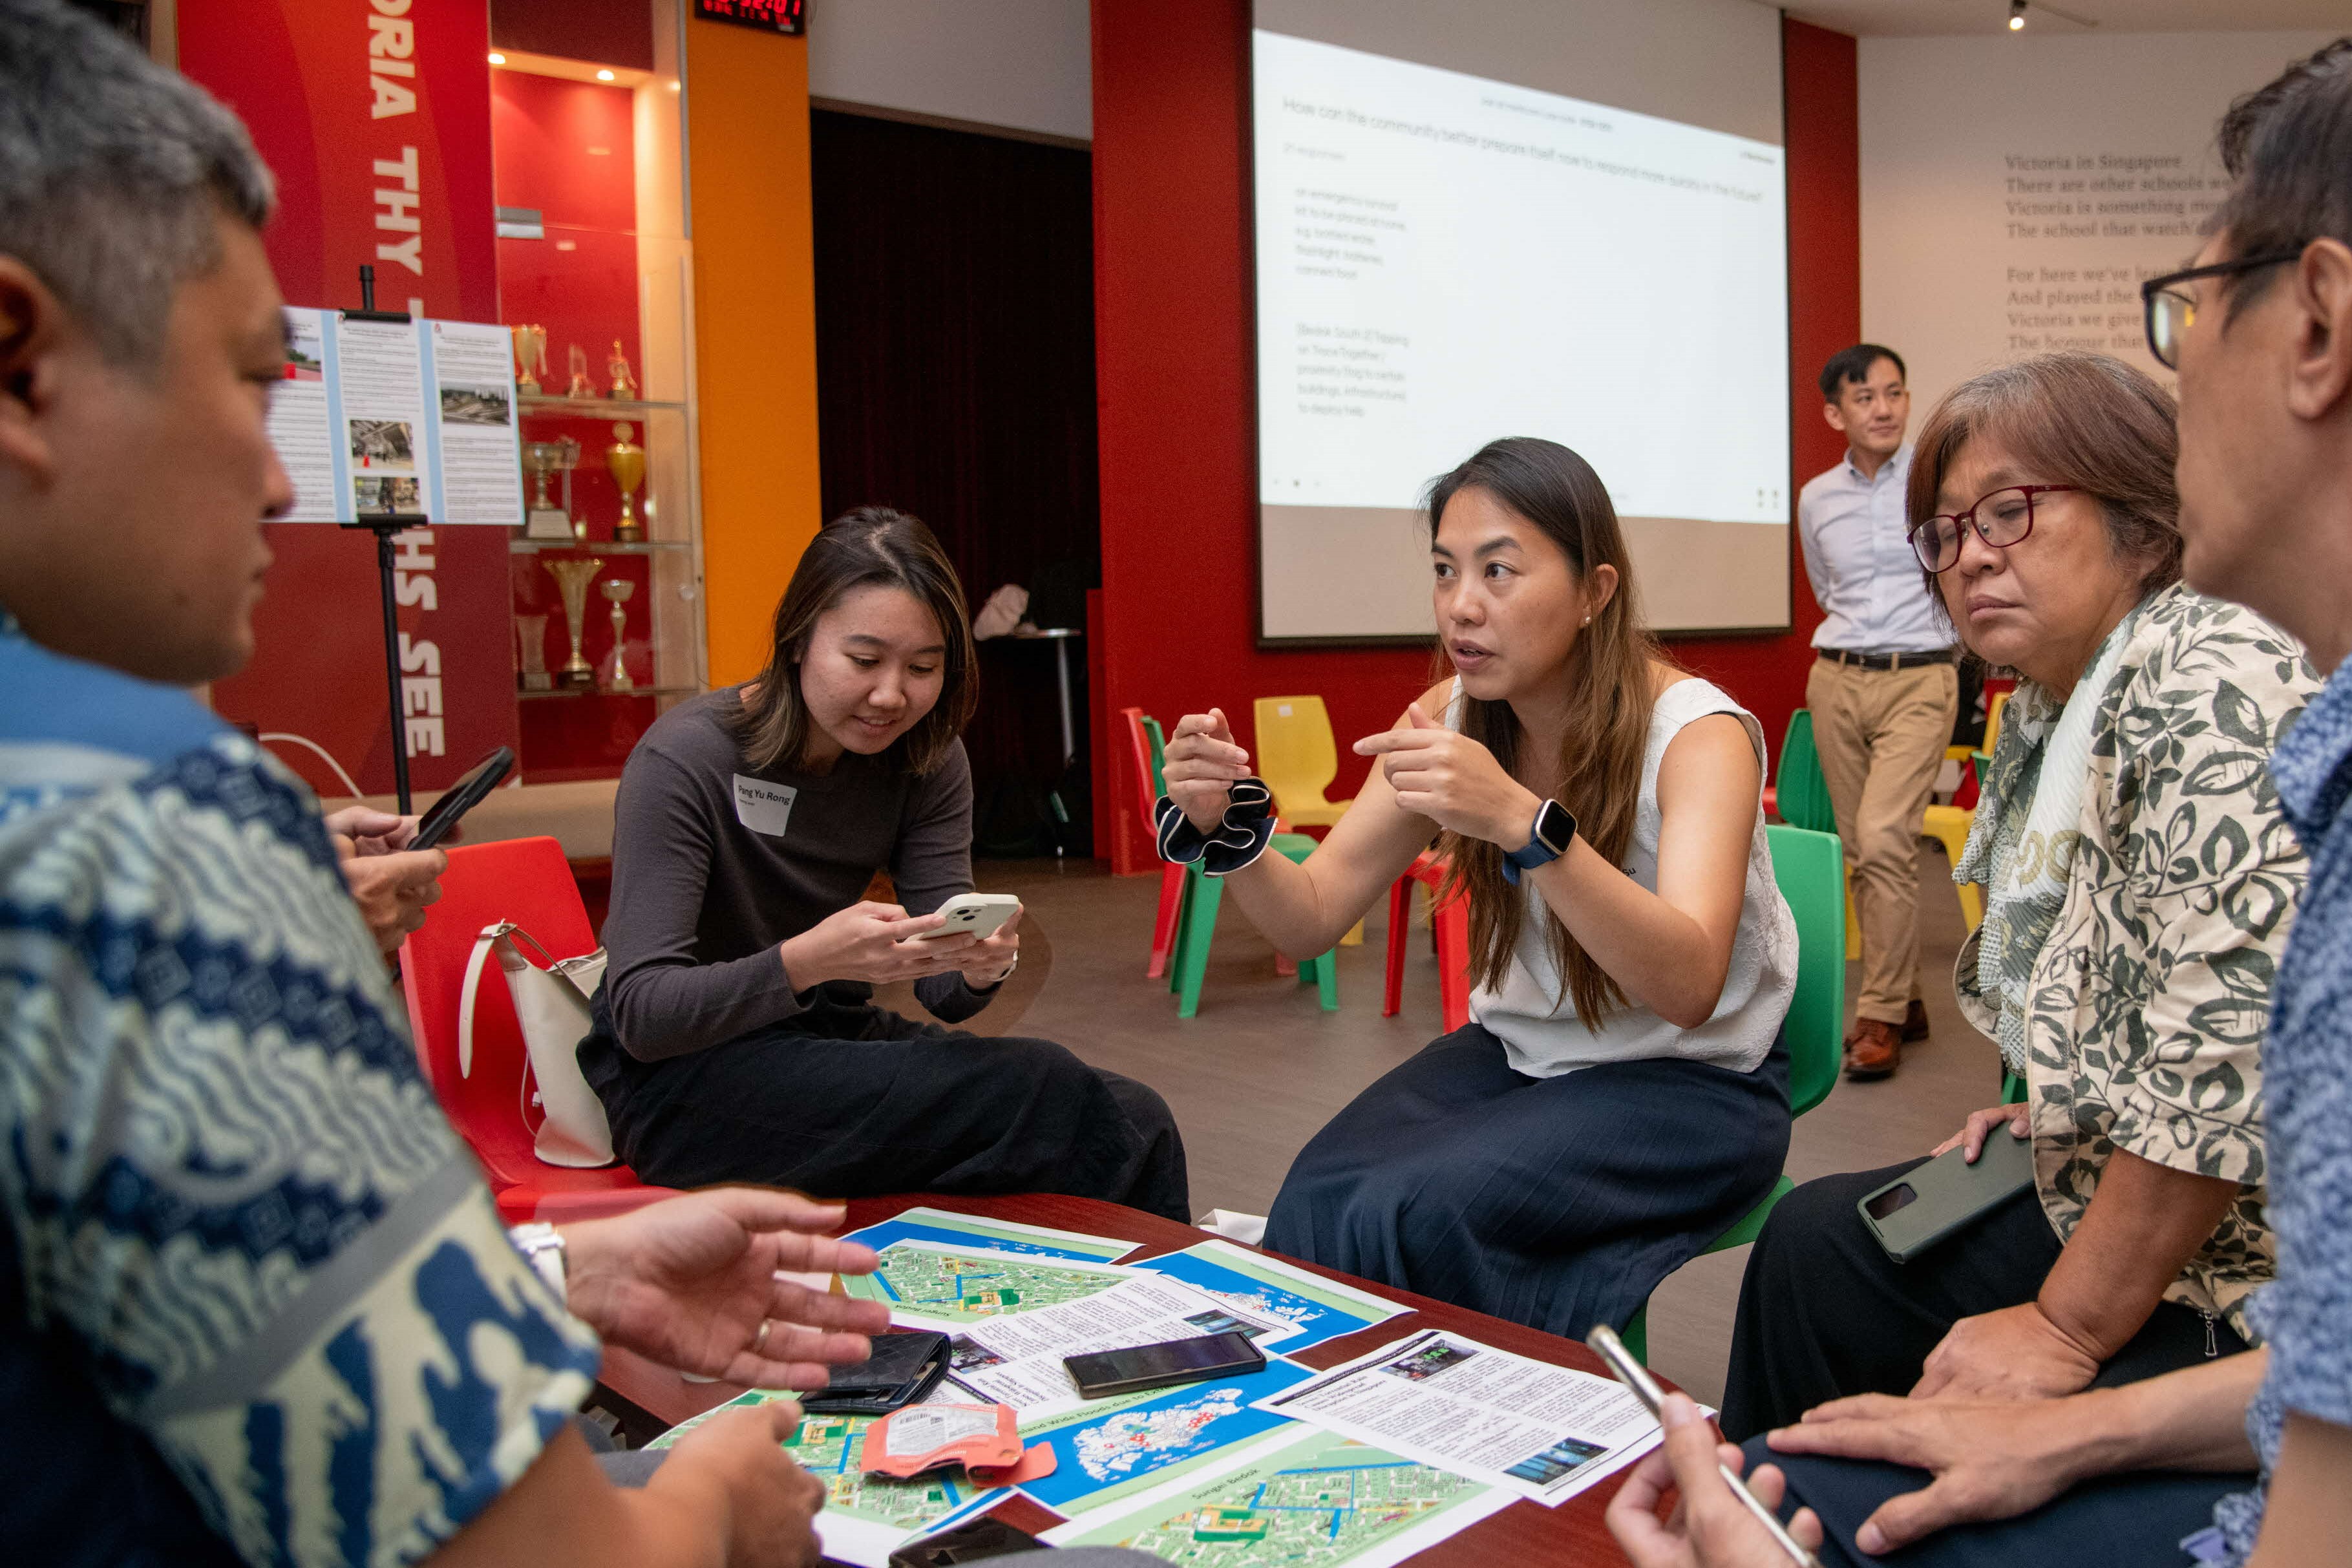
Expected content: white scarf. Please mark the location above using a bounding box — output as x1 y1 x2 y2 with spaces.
1954 600 2145 1074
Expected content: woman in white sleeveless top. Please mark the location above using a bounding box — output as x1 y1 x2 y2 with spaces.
1160 438 1797 1338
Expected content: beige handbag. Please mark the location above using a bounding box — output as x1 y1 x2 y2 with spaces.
457 922 617 1169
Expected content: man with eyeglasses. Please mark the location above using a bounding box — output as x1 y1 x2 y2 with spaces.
1605 37 2352 1568
1797 343 1955 1081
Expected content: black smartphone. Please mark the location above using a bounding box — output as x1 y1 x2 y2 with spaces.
888 1518 1045 1568
1857 1128 2036 1264
1063 1330 1265 1401
410 747 514 851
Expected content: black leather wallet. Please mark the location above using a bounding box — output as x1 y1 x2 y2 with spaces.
800 1330 952 1415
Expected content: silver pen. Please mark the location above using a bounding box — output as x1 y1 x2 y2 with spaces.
1586 1325 1824 1568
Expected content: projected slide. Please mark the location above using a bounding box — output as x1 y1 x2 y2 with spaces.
1253 30 1790 639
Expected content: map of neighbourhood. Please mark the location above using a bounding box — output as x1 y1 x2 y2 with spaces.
1075 1386 1249 1482
1094 1436 1490 1566
650 1395 994 1534
854 1244 1123 1320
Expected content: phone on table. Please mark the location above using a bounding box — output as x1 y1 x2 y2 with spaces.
410 746 515 852
1585 1324 1823 1568
888 1518 1046 1568
1856 1126 2035 1264
1064 1330 1265 1401
903 893 1022 944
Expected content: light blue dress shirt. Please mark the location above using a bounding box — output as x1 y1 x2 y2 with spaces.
1797 444 1949 655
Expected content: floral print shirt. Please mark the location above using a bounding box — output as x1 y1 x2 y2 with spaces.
1955 585 2319 1339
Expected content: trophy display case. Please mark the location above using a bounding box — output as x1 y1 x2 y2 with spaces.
493 21 705 783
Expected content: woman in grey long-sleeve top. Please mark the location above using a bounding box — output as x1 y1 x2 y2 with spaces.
577 507 1189 1218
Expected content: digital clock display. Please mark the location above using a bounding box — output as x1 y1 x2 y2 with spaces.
694 0 805 36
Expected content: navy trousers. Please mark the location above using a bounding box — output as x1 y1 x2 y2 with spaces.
1265 1022 1790 1339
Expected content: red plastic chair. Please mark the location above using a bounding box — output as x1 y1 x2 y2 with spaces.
1122 707 1190 979
400 836 675 1223
1382 851 1470 1032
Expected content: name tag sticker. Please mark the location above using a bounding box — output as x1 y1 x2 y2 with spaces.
732 774 799 837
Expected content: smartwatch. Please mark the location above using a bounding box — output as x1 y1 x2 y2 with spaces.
1502 799 1578 885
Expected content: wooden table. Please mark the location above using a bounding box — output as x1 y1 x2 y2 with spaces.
595 1192 1666 1568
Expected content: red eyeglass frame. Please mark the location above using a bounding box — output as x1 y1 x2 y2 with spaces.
1909 483 2081 573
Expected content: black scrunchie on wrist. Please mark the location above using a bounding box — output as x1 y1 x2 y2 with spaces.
1155 779 1276 876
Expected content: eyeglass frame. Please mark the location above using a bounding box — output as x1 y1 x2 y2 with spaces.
2139 246 2308 369
1907 483 2081 574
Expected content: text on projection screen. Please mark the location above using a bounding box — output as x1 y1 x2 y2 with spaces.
1253 30 1791 640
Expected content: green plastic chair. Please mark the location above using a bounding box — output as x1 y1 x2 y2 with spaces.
1144 718 1339 1019
1775 709 1862 962
1620 823 1846 1362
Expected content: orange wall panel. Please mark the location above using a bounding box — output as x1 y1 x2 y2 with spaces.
686 19 823 686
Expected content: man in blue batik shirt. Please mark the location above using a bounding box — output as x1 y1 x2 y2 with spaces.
1608 36 2352 1568
0 5 893 1565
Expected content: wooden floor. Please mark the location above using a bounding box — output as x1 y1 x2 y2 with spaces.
959 844 1987 1408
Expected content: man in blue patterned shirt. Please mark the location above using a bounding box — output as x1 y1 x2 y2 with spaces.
0 4 888 1564
1611 36 2352 1568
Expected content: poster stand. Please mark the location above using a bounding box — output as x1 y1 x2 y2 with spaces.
341 266 426 815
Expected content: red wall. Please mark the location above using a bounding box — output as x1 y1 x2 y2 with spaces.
1089 5 1855 869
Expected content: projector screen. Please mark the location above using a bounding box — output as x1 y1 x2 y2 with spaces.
1253 5 1791 642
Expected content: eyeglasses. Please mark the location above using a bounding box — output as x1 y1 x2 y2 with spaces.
2140 246 2307 368
1908 484 2079 573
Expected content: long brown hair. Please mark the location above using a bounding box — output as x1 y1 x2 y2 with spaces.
1905 352 2183 648
727 505 979 775
1429 438 1676 1029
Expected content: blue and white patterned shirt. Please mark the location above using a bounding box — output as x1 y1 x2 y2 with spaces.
2212 655 2352 1562
0 628 602 1565
1797 444 1949 655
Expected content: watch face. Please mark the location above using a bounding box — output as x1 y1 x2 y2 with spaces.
1534 800 1576 854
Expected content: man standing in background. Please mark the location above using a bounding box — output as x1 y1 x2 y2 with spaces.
1799 344 1957 1079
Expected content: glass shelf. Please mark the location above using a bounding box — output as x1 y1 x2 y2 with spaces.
518 392 686 418
510 538 692 555
516 684 697 702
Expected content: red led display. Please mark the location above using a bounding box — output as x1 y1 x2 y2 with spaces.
693 0 804 35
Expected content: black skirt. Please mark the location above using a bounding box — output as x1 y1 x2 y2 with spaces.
577 987 1191 1221
1264 1022 1790 1338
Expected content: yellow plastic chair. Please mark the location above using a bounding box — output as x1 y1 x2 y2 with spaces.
1254 695 1362 946
1921 688 2009 934
1254 695 1350 828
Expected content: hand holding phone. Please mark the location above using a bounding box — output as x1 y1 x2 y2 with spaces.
412 746 515 852
900 893 1022 944
1587 1325 1823 1568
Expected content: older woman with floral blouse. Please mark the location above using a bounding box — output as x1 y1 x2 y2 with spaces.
1720 354 2318 1466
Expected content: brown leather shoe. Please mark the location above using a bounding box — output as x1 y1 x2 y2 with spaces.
1843 1017 1902 1079
1902 999 1931 1042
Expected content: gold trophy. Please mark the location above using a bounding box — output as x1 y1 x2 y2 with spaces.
566 343 595 400
514 613 551 692
608 339 639 400
522 436 580 540
607 421 646 543
511 323 547 393
544 556 605 690
600 579 637 693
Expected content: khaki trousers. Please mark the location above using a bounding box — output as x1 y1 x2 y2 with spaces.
1805 657 1958 1025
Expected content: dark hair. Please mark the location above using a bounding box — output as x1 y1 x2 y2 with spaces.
1425 438 1678 1030
728 506 979 775
0 0 275 369
2211 38 2352 317
1906 352 2183 647
1817 343 1907 403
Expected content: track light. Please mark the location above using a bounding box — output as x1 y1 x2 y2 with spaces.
2009 1 2028 28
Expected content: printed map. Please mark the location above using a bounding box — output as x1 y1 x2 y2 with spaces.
1074 1384 1250 1482
1061 1432 1494 1567
850 1243 1123 1320
646 1394 996 1534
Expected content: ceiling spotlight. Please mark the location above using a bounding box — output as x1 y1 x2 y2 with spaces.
487 52 505 65
2009 1 2028 28
596 69 616 81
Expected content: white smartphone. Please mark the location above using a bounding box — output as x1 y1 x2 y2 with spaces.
903 893 1022 944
